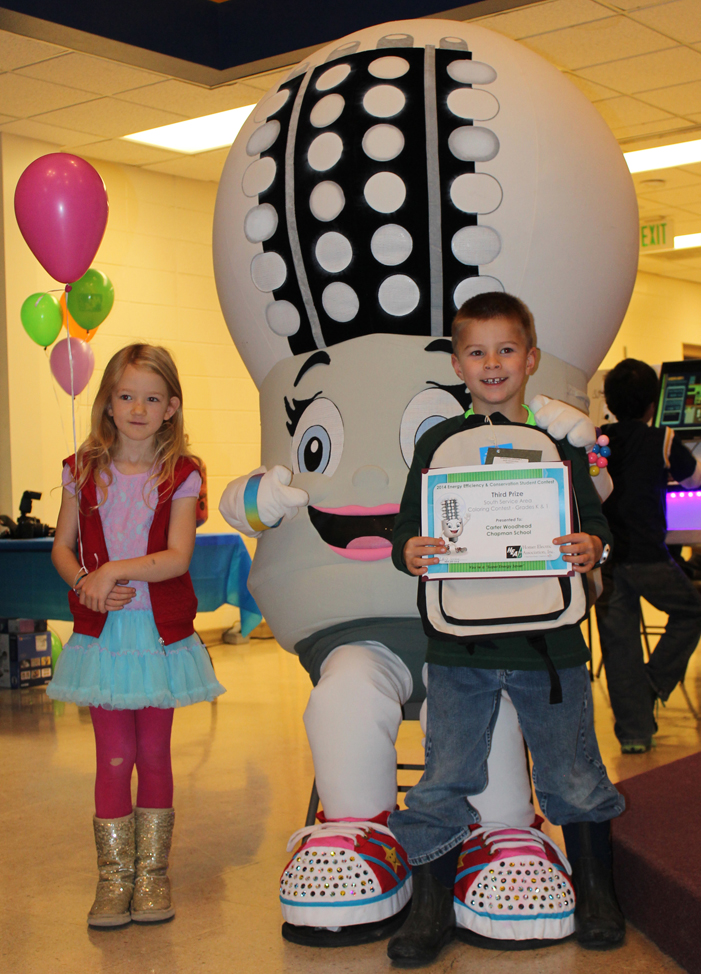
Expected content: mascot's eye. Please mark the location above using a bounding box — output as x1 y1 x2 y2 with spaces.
291 397 344 477
400 388 465 466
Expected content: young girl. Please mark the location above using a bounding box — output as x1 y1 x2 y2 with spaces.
48 344 225 929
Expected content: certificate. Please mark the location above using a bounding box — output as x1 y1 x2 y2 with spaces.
421 462 573 579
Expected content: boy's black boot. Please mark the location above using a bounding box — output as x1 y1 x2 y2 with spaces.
387 863 456 967
562 821 625 950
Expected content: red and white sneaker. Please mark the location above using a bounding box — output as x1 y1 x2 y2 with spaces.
280 812 412 945
454 823 575 942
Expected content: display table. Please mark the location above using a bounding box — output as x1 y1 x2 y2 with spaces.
0 533 262 636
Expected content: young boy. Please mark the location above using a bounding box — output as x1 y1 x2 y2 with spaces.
387 292 623 966
596 358 701 752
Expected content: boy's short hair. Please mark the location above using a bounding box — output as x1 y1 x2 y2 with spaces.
604 358 659 421
451 292 536 352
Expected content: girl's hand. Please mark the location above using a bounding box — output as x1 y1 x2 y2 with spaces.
75 564 118 614
105 581 137 611
553 532 603 573
404 537 447 576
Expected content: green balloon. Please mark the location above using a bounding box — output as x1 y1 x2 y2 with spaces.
66 268 114 330
50 630 63 671
20 292 63 347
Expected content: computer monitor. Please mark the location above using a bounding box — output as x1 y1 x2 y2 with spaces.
655 360 701 438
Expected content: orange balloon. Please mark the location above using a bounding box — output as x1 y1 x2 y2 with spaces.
60 292 98 342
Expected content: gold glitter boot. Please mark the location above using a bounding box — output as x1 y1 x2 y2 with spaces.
131 807 175 922
88 812 135 928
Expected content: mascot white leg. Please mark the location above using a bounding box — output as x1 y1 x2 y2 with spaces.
280 641 538 945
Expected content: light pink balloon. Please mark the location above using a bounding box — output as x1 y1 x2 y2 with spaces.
14 154 108 284
50 337 95 396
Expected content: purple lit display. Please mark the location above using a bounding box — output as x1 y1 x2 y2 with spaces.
666 489 701 531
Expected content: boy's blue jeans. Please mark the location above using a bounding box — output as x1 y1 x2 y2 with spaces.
388 663 624 865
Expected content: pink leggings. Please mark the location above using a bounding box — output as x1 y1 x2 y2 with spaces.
90 707 174 819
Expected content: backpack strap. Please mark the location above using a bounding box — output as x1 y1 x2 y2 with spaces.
526 634 563 705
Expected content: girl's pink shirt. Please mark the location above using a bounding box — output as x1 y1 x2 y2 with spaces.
62 464 201 611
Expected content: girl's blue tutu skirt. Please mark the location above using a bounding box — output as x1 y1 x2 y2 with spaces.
47 610 226 710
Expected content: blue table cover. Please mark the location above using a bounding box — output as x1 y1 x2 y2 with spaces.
0 533 262 637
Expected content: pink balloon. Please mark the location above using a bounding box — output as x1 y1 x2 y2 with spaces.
14 154 108 284
50 337 95 396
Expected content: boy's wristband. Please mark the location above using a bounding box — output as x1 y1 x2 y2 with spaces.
597 543 611 566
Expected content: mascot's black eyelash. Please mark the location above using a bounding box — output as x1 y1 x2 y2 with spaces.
427 381 472 411
285 391 322 437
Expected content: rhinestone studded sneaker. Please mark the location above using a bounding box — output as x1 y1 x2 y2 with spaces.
280 812 412 946
453 824 575 945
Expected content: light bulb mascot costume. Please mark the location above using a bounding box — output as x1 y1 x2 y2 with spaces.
214 18 637 949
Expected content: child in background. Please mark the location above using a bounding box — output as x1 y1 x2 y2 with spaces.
596 359 701 752
388 293 622 966
48 344 225 928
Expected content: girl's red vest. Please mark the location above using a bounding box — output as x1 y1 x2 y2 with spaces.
64 455 199 645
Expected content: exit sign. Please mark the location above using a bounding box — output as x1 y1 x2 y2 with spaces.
640 219 674 253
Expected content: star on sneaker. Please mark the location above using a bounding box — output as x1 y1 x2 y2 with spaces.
279 812 412 944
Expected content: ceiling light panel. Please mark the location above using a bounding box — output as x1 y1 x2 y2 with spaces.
675 233 701 249
625 138 701 173
123 104 254 154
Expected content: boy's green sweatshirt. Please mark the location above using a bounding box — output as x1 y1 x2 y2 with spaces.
392 412 613 671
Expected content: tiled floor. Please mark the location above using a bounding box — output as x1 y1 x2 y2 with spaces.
0 604 697 974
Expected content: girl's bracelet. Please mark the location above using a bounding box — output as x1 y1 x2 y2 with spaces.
73 568 88 592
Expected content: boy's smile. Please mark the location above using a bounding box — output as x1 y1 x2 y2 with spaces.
451 315 537 423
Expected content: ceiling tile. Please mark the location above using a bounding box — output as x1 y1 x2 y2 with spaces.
0 73 96 115
144 148 230 182
520 17 675 70
634 166 701 189
678 200 701 215
564 71 622 99
608 117 691 139
636 181 701 205
116 79 259 116
245 68 291 94
639 79 701 114
630 0 701 45
605 0 685 10
31 98 189 138
594 94 674 126
0 28 66 72
0 117 101 146
578 45 701 92
675 161 701 178
16 52 167 96
474 0 613 40
70 139 180 166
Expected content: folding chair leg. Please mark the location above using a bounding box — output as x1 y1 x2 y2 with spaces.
679 682 700 721
305 780 319 828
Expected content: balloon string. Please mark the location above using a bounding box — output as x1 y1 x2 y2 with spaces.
45 348 70 453
65 319 87 575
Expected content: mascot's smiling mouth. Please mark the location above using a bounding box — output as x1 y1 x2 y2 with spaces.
307 504 400 562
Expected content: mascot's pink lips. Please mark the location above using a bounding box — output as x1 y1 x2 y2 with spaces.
308 504 400 562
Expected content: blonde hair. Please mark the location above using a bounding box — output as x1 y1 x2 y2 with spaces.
74 344 200 505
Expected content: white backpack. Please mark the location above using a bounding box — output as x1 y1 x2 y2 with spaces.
419 422 589 644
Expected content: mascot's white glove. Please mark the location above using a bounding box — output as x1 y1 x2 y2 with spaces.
528 394 613 502
529 394 596 450
219 465 309 538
